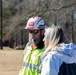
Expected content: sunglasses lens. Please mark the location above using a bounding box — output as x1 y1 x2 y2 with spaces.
29 30 39 34
34 30 39 34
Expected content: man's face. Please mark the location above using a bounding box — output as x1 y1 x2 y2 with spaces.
28 29 44 45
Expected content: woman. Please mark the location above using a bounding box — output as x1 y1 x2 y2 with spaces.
41 26 76 75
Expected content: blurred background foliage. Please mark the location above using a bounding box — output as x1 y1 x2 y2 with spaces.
0 0 76 49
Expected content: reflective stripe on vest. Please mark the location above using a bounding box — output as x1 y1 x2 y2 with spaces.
23 62 41 73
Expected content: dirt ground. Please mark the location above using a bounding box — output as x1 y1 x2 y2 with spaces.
0 47 23 75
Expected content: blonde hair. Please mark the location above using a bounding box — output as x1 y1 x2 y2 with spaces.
43 26 66 55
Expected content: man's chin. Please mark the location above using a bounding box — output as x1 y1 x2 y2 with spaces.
34 39 41 45
34 41 38 45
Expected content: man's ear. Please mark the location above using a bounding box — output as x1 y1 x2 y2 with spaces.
41 29 45 35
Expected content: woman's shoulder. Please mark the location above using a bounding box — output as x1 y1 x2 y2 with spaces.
42 52 63 73
43 51 62 63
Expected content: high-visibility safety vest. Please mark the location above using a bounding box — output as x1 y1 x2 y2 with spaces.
19 45 44 75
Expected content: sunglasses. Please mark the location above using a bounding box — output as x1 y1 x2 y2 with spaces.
29 30 40 34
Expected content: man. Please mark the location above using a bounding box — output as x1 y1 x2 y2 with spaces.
19 16 47 75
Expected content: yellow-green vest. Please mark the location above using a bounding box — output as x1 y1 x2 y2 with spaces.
19 45 44 75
